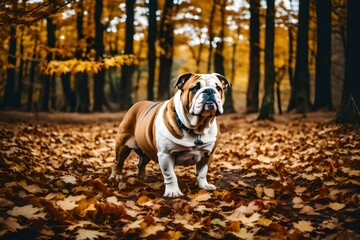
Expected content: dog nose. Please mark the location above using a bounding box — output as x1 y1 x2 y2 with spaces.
203 88 215 95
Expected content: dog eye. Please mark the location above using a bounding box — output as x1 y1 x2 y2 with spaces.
192 85 200 93
216 86 222 92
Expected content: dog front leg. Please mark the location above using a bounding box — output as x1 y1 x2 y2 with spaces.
158 152 184 197
196 161 216 191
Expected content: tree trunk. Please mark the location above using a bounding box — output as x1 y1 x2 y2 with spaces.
287 0 311 113
147 0 157 101
27 40 38 112
40 14 56 112
119 0 135 110
15 28 25 109
313 0 333 110
288 25 294 88
258 0 275 120
246 0 260 113
207 0 217 73
74 0 89 113
157 0 174 100
214 0 234 113
75 73 90 112
1 24 17 109
334 0 360 124
60 73 76 111
93 0 105 112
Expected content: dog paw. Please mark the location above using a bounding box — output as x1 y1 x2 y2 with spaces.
199 183 216 191
163 184 184 197
109 171 123 181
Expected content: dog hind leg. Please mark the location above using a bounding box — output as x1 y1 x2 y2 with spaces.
134 149 151 180
110 135 132 180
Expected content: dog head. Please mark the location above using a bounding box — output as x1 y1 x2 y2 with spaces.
172 73 230 117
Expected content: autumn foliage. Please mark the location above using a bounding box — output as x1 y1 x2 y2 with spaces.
0 112 359 239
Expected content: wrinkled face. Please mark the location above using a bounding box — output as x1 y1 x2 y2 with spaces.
179 73 228 117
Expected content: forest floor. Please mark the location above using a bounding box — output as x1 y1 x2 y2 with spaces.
0 111 359 239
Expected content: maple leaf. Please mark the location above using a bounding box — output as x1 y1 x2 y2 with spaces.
0 217 24 237
328 202 345 211
188 190 212 202
123 219 143 234
140 224 166 238
56 195 85 211
293 220 314 232
227 211 261 226
60 175 77 184
75 229 107 240
211 218 227 227
18 180 44 193
300 205 319 215
228 228 255 240
7 205 47 219
173 218 203 231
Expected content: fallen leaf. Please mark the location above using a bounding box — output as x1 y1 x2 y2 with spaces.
140 224 165 238
7 205 46 219
56 195 85 211
328 202 345 211
0 217 24 236
188 190 212 202
211 218 227 227
76 229 107 240
263 187 275 198
255 185 263 198
293 220 314 232
137 195 153 207
60 175 77 184
228 228 254 240
18 180 44 193
166 230 183 240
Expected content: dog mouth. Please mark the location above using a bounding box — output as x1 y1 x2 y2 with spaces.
204 99 217 111
200 99 219 116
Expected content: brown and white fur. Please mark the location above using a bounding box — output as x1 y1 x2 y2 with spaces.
110 73 230 197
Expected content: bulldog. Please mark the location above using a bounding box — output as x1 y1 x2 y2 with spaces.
110 73 230 197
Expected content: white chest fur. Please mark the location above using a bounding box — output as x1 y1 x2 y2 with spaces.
154 99 217 166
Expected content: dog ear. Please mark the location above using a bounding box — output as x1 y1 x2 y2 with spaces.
213 73 231 89
171 73 194 90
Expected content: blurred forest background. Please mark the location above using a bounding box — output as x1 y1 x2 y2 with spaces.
0 0 358 122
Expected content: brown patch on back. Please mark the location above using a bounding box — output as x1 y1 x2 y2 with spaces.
163 98 184 139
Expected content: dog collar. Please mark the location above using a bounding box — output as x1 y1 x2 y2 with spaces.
174 109 204 146
174 109 194 134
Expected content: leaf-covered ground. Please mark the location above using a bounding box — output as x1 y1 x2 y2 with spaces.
0 112 359 239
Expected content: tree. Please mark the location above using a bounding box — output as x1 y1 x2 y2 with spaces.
207 0 217 73
93 0 105 112
246 0 260 113
287 0 311 113
313 0 332 110
157 0 175 100
40 11 56 111
214 0 234 113
147 0 157 101
258 0 275 120
1 0 17 109
119 0 135 110
75 0 90 113
334 0 360 124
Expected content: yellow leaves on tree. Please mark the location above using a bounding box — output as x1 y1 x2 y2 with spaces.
40 54 136 76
